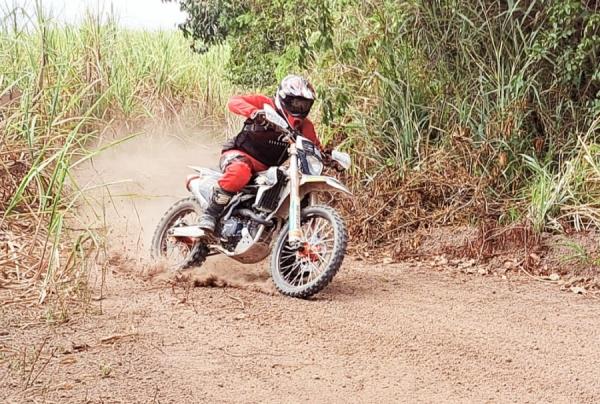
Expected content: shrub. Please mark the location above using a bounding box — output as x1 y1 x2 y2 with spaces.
172 0 600 233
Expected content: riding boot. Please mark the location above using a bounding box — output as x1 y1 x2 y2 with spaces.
198 185 234 233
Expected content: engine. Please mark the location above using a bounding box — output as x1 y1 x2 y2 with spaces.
220 216 257 252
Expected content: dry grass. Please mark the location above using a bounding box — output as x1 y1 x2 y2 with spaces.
0 137 98 305
0 8 232 306
342 148 491 249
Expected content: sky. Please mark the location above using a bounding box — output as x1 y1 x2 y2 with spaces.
1 0 187 29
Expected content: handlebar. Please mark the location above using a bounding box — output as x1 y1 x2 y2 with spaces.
278 127 301 144
321 150 345 172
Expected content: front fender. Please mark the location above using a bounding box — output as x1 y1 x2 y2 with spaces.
300 175 352 196
269 175 352 219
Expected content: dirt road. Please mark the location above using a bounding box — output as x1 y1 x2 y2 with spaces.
3 126 600 403
2 256 600 403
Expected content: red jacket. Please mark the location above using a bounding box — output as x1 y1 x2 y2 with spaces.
227 94 322 149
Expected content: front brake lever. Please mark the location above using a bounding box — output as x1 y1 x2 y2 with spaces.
277 132 290 143
278 128 299 144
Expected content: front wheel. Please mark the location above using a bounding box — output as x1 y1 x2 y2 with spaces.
270 205 348 298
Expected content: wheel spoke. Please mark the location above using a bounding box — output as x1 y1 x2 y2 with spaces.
313 251 330 270
315 226 334 242
276 210 343 292
280 260 299 273
311 238 335 247
280 251 297 259
304 218 318 241
288 264 305 285
308 260 323 279
312 218 328 237
158 207 199 269
305 261 320 283
281 259 301 276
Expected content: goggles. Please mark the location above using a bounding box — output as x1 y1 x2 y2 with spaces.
283 96 314 117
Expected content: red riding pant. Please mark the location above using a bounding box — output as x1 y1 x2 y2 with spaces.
218 150 269 193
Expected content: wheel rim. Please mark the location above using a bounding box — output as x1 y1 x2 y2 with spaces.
159 207 199 269
276 214 336 289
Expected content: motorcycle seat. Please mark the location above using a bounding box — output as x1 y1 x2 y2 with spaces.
190 166 222 178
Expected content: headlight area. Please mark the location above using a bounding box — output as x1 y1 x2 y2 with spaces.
305 154 324 175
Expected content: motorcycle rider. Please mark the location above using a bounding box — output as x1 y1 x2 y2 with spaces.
198 74 322 232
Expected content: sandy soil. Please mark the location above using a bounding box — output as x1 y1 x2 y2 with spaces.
2 124 600 403
2 257 600 403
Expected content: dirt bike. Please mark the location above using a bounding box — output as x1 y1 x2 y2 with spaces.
151 104 352 298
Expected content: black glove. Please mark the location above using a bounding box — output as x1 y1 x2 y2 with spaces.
321 148 333 165
322 148 344 172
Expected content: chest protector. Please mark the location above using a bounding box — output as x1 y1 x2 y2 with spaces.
223 118 290 167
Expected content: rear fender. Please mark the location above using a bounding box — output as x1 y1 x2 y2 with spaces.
269 175 352 219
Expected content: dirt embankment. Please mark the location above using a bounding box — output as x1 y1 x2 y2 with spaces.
2 125 600 403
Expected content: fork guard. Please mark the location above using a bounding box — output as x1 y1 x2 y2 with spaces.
269 175 352 220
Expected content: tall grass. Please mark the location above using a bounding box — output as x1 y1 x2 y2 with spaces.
0 6 232 303
303 0 599 239
526 117 600 232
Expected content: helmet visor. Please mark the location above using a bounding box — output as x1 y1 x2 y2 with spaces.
283 96 314 117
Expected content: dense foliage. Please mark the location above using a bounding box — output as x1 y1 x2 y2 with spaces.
174 0 600 235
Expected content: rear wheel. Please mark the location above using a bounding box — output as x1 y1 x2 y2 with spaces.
150 197 208 269
270 205 348 298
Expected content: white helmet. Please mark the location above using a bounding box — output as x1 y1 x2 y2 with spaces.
275 75 316 119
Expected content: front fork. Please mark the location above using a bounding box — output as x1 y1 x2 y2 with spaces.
288 143 303 246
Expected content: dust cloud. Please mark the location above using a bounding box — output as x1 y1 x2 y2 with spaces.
77 121 272 292
79 122 221 251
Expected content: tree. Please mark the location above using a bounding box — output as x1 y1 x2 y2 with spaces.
165 0 332 87
164 0 246 53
